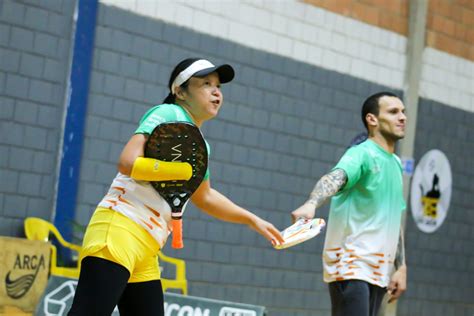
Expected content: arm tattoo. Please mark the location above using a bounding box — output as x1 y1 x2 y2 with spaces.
394 213 406 269
306 169 347 209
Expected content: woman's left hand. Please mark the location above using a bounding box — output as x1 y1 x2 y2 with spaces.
191 182 284 246
248 217 284 246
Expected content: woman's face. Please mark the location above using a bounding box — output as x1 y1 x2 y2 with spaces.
178 72 223 125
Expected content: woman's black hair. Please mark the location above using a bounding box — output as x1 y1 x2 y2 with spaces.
361 91 398 130
162 58 202 104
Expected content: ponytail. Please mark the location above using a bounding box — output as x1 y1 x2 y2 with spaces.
162 92 175 104
163 58 202 105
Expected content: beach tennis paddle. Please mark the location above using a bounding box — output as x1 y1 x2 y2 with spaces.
274 218 326 250
145 122 208 249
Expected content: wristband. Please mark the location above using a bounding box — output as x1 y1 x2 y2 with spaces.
130 157 192 181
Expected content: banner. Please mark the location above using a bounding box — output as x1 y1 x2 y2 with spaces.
164 292 266 316
0 237 50 312
37 276 266 316
410 149 452 233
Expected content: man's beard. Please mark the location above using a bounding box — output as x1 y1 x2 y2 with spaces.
381 129 405 142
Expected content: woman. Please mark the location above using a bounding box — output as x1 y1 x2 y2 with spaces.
68 58 284 315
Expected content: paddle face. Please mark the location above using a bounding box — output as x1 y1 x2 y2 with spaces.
144 122 208 216
274 218 326 250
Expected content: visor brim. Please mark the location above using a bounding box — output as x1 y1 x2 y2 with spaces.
193 64 235 83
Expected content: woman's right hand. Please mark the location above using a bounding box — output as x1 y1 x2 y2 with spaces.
248 216 284 246
290 203 316 223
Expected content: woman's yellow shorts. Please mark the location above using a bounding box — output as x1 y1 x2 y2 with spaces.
81 208 161 283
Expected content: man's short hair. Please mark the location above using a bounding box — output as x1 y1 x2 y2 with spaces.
361 92 399 130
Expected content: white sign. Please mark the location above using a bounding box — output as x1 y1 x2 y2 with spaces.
410 149 452 233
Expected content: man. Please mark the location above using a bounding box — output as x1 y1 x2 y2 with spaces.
291 92 407 316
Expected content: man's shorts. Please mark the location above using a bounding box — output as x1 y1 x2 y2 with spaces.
81 207 161 283
328 280 386 316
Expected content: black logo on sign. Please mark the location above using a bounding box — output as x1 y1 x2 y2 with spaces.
5 254 46 299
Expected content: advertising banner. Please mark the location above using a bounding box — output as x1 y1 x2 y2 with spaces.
0 237 50 312
410 149 452 233
37 276 266 316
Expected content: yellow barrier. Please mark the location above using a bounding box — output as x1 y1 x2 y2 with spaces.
158 251 188 295
24 217 81 279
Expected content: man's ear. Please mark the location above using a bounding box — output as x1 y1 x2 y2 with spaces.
366 113 378 128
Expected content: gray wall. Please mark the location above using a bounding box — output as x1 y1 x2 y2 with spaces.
0 0 74 235
1 2 473 316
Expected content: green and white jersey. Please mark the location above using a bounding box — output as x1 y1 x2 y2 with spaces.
323 139 406 287
98 104 210 249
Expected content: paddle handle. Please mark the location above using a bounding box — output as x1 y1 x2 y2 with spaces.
171 219 183 249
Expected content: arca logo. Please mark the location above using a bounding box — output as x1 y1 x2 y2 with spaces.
5 254 46 299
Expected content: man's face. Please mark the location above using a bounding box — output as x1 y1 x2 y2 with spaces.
375 96 407 141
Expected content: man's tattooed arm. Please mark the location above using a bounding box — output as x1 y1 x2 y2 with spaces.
306 169 347 209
